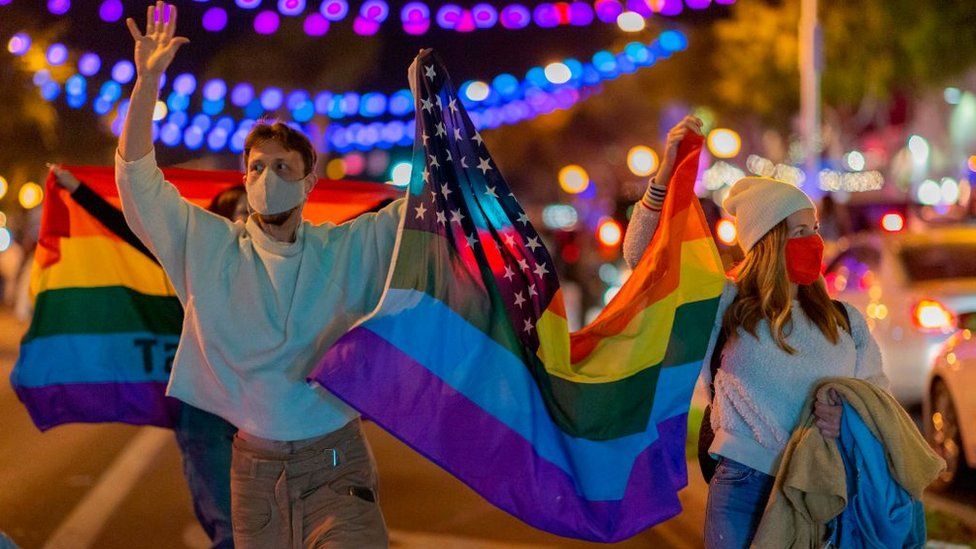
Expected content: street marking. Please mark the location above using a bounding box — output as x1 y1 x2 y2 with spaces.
43 427 171 549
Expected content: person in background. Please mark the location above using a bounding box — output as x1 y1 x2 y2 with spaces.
623 115 888 548
51 165 239 549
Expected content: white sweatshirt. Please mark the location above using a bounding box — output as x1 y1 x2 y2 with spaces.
116 150 404 441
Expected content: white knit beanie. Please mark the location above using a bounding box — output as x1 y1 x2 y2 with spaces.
722 177 816 252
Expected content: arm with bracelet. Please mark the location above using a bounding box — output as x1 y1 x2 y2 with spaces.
623 115 704 268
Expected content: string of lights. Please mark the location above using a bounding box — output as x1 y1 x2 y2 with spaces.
15 0 735 36
15 29 687 127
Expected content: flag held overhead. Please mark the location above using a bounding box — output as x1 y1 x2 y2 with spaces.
311 50 726 541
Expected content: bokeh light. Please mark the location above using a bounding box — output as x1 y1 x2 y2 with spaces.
19 182 44 209
390 162 412 187
544 62 572 84
716 219 737 245
465 81 490 102
326 158 347 180
707 128 741 159
558 165 589 194
616 11 644 32
627 145 658 177
8 33 31 56
597 218 622 247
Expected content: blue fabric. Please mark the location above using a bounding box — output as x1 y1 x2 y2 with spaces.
174 404 236 549
829 402 926 548
705 457 776 549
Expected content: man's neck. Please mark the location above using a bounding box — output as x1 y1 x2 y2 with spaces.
256 211 302 243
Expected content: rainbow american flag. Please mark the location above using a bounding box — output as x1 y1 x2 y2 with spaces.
310 51 726 541
11 166 398 431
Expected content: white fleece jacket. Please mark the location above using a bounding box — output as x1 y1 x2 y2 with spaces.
116 149 404 441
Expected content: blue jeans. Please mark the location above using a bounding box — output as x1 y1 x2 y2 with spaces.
704 457 775 549
174 404 237 549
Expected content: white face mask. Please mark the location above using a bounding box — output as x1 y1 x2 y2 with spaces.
246 167 312 215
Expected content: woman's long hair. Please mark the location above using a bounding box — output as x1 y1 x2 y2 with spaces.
722 219 850 354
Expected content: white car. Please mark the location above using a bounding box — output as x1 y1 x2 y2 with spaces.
924 313 976 490
824 226 976 406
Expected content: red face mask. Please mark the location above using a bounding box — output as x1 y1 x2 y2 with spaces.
785 234 824 285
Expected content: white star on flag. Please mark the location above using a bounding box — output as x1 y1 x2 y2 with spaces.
485 186 498 198
423 168 430 184
525 236 541 252
516 212 530 226
523 318 534 333
429 154 440 168
449 97 459 114
460 156 469 168
465 233 478 248
454 127 463 141
477 157 492 174
528 284 538 297
415 203 428 219
435 94 443 109
435 123 447 138
422 132 430 144
445 150 453 163
430 190 437 201
533 262 549 277
425 65 436 81
451 209 465 224
440 183 452 198
503 266 515 281
436 210 447 225
517 258 530 272
472 132 484 146
514 292 526 307
421 98 434 113
504 234 516 247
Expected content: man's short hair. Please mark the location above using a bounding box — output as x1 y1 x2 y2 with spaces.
243 120 317 177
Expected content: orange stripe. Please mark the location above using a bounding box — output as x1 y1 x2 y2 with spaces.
569 204 703 361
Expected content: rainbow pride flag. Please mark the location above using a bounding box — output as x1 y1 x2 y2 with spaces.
310 52 726 541
11 166 398 431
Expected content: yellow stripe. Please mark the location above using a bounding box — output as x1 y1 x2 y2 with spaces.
29 236 176 297
536 237 724 383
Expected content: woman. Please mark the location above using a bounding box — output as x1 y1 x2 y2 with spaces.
622 117 888 549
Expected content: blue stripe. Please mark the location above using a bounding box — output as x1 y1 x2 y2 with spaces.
360 288 701 500
12 333 179 387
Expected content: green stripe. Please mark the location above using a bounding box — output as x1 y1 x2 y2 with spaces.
529 297 720 440
391 228 721 440
24 286 183 343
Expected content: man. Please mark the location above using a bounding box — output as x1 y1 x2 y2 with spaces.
118 3 403 546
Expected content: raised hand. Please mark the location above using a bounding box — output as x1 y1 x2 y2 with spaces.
655 115 704 187
47 163 81 193
125 1 189 79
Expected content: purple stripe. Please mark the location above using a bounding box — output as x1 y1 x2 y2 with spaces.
315 328 690 542
13 382 180 431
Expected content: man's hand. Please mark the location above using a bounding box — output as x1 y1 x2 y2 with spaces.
654 115 704 187
125 2 189 79
48 164 81 193
407 48 433 99
814 388 843 439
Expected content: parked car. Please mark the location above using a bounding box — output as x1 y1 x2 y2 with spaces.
924 313 976 490
824 224 976 406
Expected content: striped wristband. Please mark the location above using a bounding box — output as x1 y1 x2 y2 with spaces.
640 179 668 211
